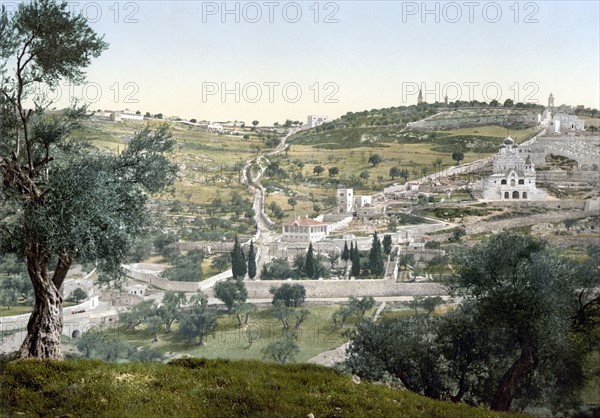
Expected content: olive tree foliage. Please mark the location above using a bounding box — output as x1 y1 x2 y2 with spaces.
346 233 596 413
0 1 177 359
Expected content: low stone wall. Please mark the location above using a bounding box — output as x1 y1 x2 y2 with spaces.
486 200 586 210
0 297 100 337
244 278 445 299
125 269 205 292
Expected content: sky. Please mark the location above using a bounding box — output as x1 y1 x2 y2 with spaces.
5 0 599 123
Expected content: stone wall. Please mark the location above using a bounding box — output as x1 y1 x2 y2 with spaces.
244 279 445 299
486 200 586 210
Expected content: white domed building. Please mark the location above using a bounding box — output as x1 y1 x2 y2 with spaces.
482 136 547 201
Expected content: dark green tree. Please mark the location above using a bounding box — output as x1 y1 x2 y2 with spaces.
214 278 247 312
119 300 157 331
231 236 247 279
287 197 297 210
162 249 203 282
313 164 324 177
368 154 383 166
382 235 393 255
389 166 401 180
451 151 465 165
247 240 257 279
341 241 350 268
368 233 385 276
178 293 216 346
0 1 176 359
305 242 316 279
263 338 299 364
270 283 306 307
350 242 361 278
210 253 230 273
68 288 88 304
158 291 186 333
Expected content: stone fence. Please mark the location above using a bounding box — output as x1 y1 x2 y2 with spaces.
244 278 445 300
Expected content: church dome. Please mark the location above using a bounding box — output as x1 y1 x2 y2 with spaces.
503 136 514 146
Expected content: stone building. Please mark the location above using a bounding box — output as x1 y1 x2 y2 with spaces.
336 188 377 215
552 112 585 133
337 188 354 213
307 115 329 128
282 215 330 243
482 136 547 201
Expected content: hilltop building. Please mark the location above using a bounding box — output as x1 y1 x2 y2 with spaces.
307 115 329 129
417 89 423 104
109 111 144 122
482 136 547 201
548 93 554 109
282 215 330 243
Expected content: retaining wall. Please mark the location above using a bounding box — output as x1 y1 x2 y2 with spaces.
244 279 445 299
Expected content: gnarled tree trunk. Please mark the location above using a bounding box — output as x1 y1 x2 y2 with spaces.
18 280 63 359
17 245 71 359
490 346 537 411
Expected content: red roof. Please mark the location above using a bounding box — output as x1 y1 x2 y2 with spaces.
284 216 328 227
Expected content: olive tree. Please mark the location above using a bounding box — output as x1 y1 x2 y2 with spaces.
0 1 176 359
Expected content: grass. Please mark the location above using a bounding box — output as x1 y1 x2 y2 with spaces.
0 358 524 418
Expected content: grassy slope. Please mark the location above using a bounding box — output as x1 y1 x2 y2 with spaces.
0 358 523 418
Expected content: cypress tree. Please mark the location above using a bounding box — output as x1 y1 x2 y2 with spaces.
247 240 257 279
305 242 316 279
351 241 361 278
231 236 247 279
382 234 393 255
368 232 385 276
341 241 350 266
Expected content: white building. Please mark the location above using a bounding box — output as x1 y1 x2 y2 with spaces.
109 111 144 122
552 112 585 133
482 136 547 201
282 215 330 243
307 115 329 128
337 188 354 213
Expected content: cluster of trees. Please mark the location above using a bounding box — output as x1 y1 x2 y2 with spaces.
332 296 375 329
118 291 217 346
263 283 308 364
261 236 392 281
341 234 390 279
75 328 165 363
346 233 600 413
161 249 204 282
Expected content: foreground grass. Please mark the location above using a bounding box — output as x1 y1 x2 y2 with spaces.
1 358 523 418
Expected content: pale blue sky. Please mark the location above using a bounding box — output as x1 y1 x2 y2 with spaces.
30 0 600 123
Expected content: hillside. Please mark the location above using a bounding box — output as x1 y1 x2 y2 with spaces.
0 358 523 417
